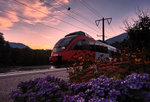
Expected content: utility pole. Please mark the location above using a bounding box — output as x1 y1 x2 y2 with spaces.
95 17 112 41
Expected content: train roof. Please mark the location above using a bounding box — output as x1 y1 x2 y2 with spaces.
65 31 94 39
64 31 117 52
96 40 117 52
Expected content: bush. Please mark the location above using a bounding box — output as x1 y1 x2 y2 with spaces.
10 76 68 102
11 73 150 102
64 73 150 102
67 48 150 83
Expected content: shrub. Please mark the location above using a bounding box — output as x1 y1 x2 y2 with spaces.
67 47 150 84
11 73 150 102
64 73 150 102
10 76 68 102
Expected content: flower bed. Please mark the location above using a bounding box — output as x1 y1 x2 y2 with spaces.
67 48 150 83
10 76 68 102
11 73 150 102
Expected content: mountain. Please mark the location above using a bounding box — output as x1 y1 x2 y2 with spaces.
106 33 128 44
8 42 30 49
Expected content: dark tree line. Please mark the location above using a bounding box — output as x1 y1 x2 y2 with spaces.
0 33 51 67
112 10 150 57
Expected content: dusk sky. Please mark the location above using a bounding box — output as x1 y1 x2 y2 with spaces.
0 0 150 49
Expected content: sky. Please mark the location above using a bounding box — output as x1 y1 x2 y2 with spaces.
0 0 150 49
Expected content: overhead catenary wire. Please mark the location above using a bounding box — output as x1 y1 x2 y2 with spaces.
108 24 117 34
53 0 96 26
79 0 103 18
79 0 117 39
12 0 97 34
51 0 100 38
0 10 69 34
38 0 99 34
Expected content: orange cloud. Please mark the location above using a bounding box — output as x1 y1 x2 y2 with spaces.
20 0 69 26
0 11 19 30
0 17 13 30
23 0 50 24
0 0 70 30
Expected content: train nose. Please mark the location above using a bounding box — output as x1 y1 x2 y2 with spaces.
49 56 62 64
49 56 58 62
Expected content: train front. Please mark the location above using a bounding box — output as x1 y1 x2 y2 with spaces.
49 35 75 64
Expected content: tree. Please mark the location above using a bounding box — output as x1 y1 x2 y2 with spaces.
0 32 5 46
124 9 150 52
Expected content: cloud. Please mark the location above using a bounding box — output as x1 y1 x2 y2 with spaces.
0 0 69 30
0 11 19 30
0 17 13 30
22 0 51 24
21 0 69 25
52 0 69 6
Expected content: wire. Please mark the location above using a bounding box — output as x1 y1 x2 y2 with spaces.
0 10 69 33
39 0 99 34
79 0 103 18
53 0 96 26
12 0 96 34
79 0 118 41
109 24 117 34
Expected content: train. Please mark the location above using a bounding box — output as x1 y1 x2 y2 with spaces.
49 31 118 64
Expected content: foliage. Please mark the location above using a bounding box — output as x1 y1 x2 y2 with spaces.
0 33 12 66
11 76 68 102
11 73 150 102
123 9 150 53
67 47 150 83
65 73 150 102
0 32 5 46
0 32 51 68
126 10 150 50
97 48 150 80
66 56 98 83
10 48 51 66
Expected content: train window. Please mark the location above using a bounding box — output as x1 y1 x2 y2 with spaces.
55 37 72 48
69 40 82 50
69 39 91 50
95 45 108 53
53 36 76 52
90 45 95 51
81 39 91 50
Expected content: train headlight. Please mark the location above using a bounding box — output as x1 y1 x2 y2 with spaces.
61 46 65 49
53 48 56 52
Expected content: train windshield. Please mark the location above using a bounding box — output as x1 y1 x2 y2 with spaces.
53 36 75 52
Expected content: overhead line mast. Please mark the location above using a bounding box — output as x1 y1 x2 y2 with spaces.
95 17 112 41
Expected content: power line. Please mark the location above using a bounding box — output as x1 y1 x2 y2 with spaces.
79 0 117 38
51 0 101 37
0 10 69 33
40 0 99 34
53 0 96 26
108 24 117 34
12 0 96 34
79 0 102 18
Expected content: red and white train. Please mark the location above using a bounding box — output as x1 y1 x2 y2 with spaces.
50 31 118 64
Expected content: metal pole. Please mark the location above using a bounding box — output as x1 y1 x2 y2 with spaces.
95 17 112 42
102 18 105 41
